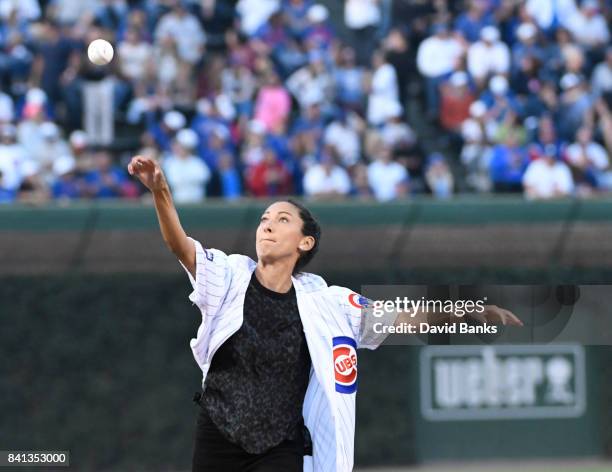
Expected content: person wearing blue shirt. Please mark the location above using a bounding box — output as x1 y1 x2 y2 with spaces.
454 0 495 43
490 132 530 193
83 150 128 199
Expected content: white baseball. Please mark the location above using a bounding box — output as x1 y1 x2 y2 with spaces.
87 39 114 66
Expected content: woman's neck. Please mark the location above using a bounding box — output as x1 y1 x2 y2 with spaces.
255 260 294 293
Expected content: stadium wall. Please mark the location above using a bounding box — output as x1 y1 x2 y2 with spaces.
2 198 612 469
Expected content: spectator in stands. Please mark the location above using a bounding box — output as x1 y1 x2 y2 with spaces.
333 45 367 112
0 123 25 193
241 120 267 167
454 0 494 43
467 26 510 87
284 0 312 40
381 28 414 107
523 145 575 199
524 0 577 35
344 0 381 65
461 118 493 192
490 129 529 193
565 125 609 194
286 49 334 113
31 19 77 115
154 0 206 65
118 27 153 84
439 71 476 133
425 152 454 198
512 23 543 69
565 0 609 52
251 9 290 55
367 142 409 201
0 89 14 123
216 152 242 200
82 150 131 199
32 121 72 188
149 110 186 153
303 4 334 51
0 169 16 203
350 162 373 199
366 49 400 126
323 109 362 168
162 128 211 203
416 23 464 119
51 154 81 201
236 0 280 37
378 102 416 150
558 73 592 141
254 70 291 133
591 47 612 98
2 0 612 204
246 147 293 197
16 159 48 204
303 147 351 199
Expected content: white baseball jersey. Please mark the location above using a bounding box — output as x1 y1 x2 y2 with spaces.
179 237 389 472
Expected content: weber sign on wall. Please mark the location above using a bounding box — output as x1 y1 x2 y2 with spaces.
420 345 586 421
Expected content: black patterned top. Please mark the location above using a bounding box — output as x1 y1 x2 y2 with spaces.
200 270 312 454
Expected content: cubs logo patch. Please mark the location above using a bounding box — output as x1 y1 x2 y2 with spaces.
204 249 214 261
348 292 369 309
333 336 357 394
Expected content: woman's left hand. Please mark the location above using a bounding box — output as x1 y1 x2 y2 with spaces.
468 305 524 326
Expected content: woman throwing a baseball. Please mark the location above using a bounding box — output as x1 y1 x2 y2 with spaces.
127 155 522 472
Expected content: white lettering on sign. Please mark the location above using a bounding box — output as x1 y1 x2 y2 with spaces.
420 345 586 421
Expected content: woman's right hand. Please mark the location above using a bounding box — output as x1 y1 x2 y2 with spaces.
127 155 168 192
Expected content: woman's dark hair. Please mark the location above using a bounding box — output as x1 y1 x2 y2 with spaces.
285 199 321 275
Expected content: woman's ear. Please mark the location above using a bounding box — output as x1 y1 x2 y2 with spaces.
299 236 315 252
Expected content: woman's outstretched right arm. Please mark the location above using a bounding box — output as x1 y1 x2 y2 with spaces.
127 155 196 278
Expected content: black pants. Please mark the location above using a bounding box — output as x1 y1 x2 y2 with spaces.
192 405 304 472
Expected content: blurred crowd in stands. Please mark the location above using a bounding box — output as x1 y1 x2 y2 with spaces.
1 0 612 204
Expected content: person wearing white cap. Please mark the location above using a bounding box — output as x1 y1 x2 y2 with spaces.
566 0 609 49
149 110 187 152
467 26 510 85
162 128 211 204
50 154 82 201
558 73 592 141
307 4 328 24
512 23 544 69
303 4 334 50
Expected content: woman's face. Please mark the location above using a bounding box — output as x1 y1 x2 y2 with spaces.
255 201 314 268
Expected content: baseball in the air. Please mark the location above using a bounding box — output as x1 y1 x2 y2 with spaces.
87 39 114 66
